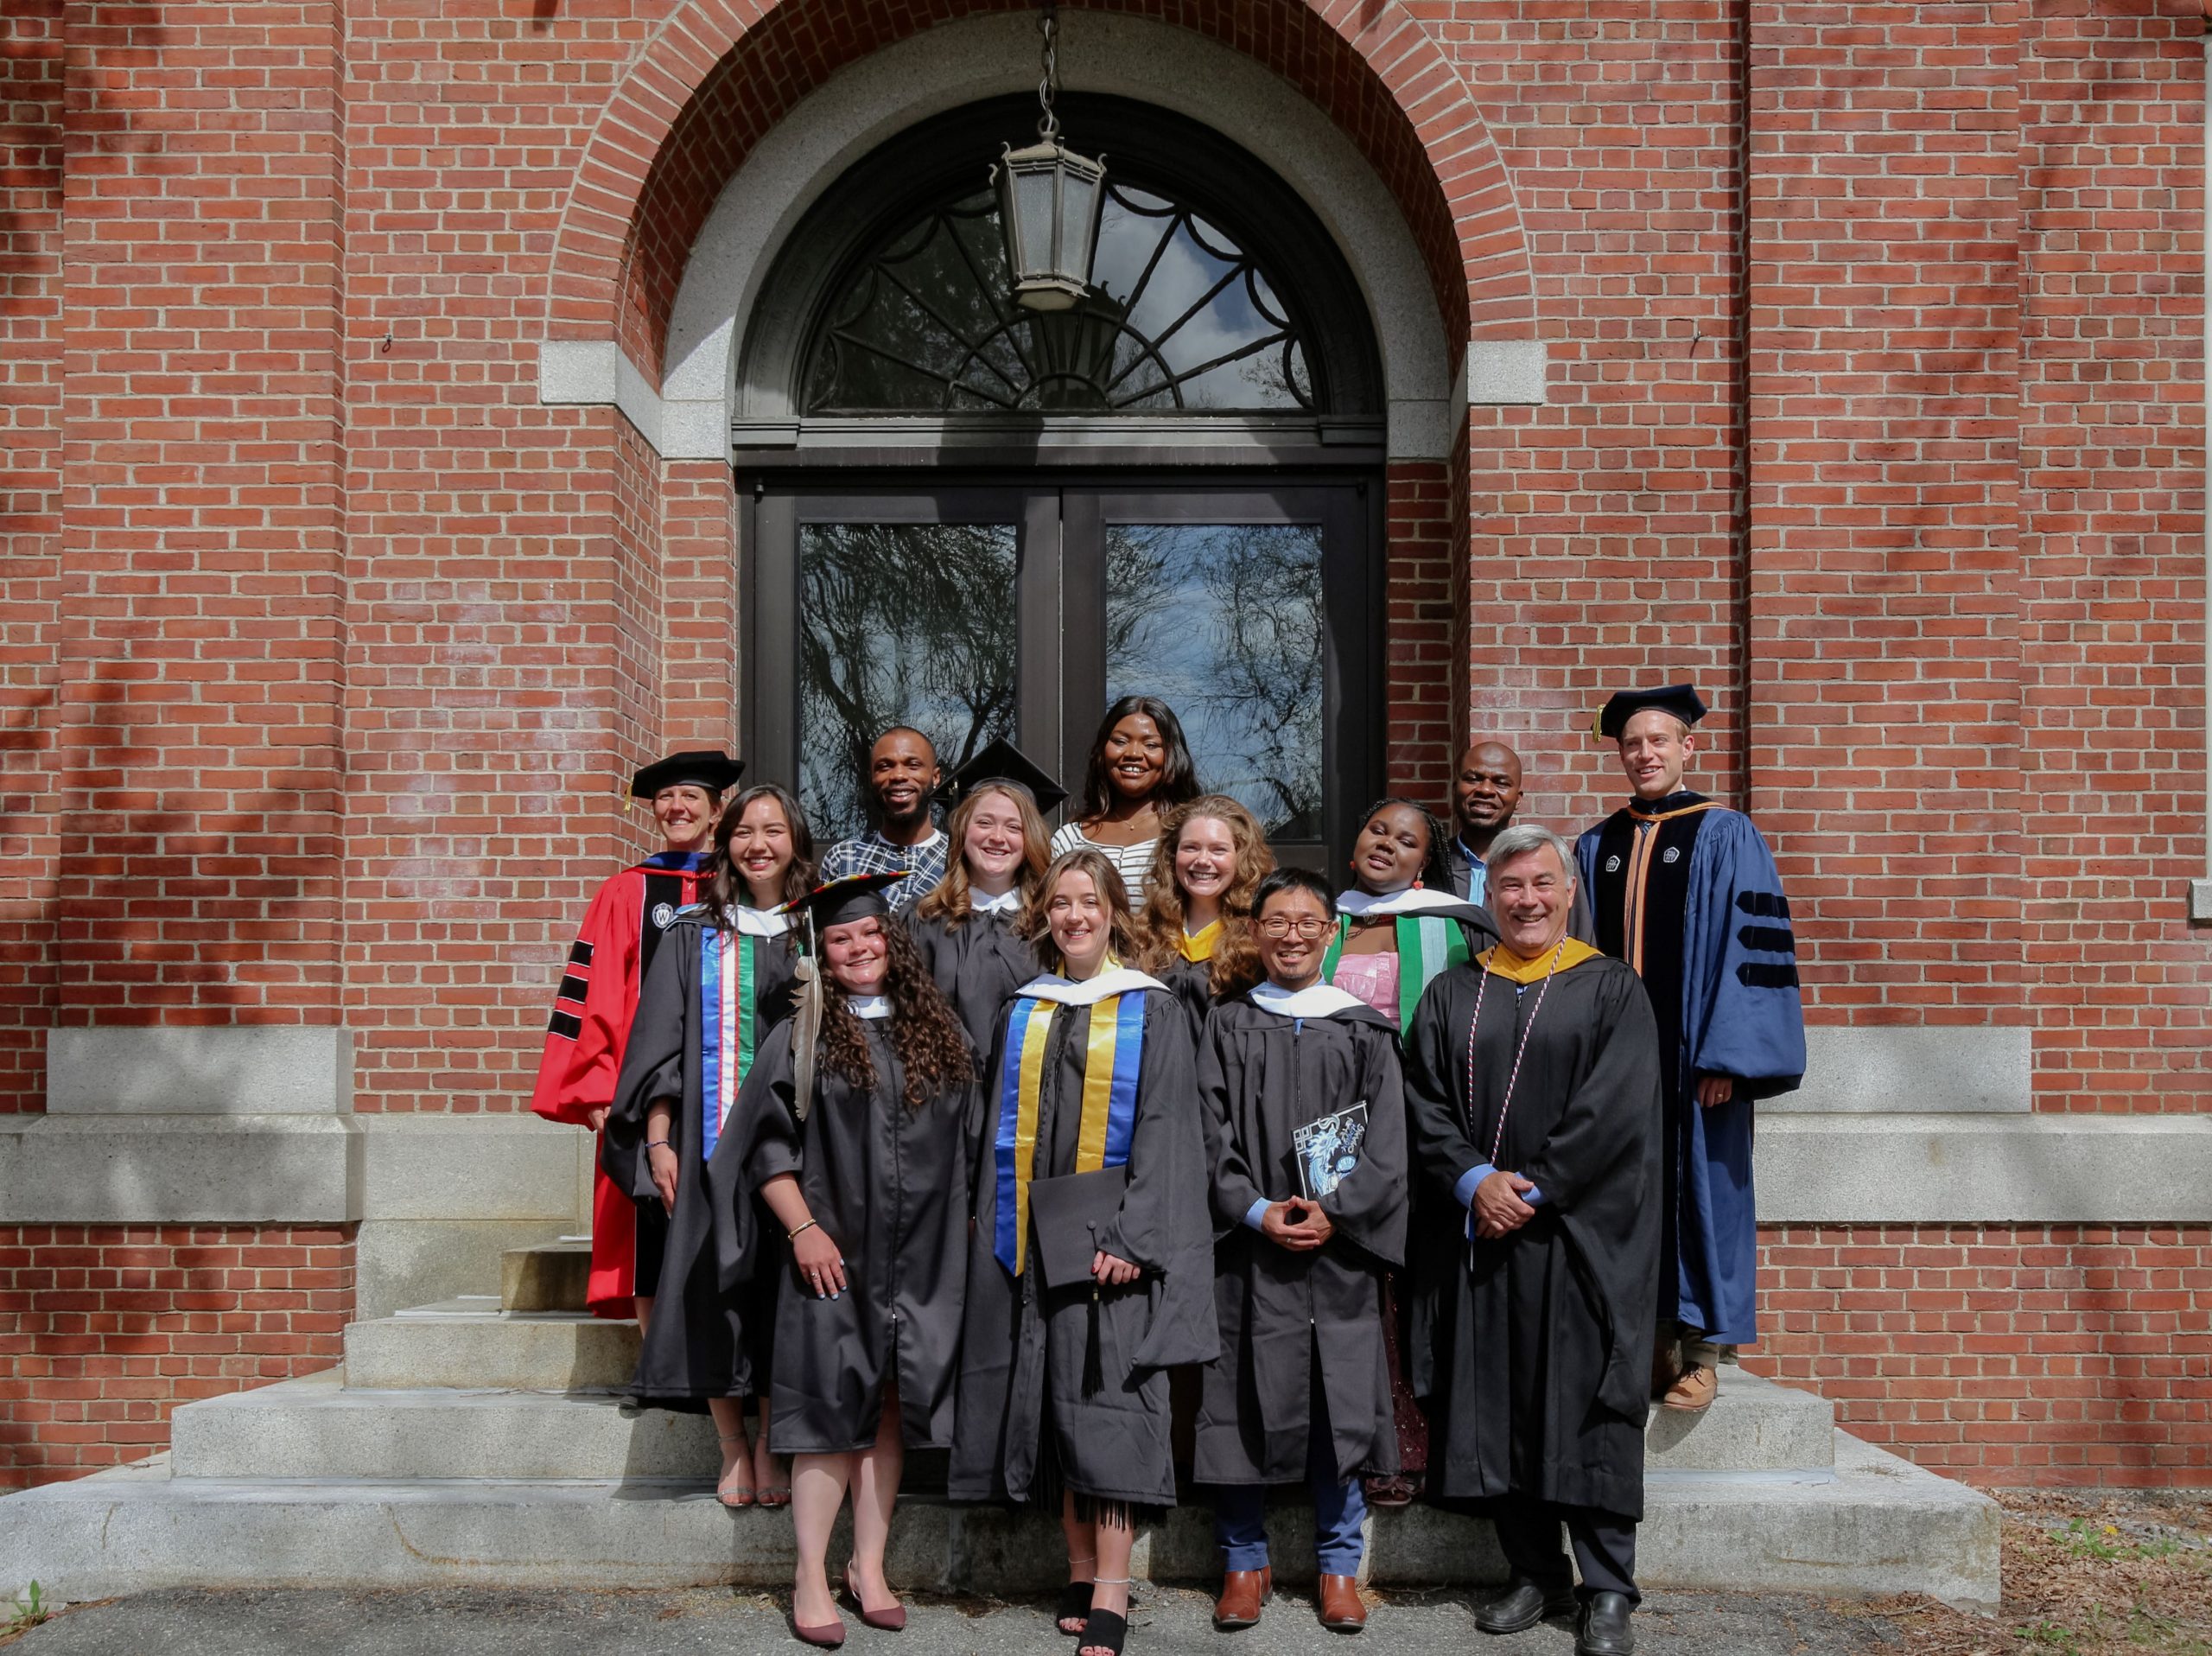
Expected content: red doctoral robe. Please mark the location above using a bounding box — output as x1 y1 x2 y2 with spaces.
530 850 709 1316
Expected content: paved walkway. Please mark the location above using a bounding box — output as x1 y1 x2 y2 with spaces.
15 1585 1921 1654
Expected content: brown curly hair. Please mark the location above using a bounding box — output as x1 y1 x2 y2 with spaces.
702 784 816 929
815 915 976 1111
912 783 1052 926
1019 849 1146 972
1136 796 1276 997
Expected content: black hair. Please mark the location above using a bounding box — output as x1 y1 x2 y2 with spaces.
873 724 937 759
1077 696 1200 820
1352 795 1457 895
1251 865 1337 920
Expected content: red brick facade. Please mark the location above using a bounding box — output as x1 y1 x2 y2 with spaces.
0 1225 354 1487
3 0 2206 1489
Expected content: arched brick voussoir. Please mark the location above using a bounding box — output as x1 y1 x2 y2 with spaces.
550 0 1538 384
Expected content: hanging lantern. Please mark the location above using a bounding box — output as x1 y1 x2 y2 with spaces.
993 5 1105 313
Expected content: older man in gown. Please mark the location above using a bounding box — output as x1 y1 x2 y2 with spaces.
1405 824 1662 1656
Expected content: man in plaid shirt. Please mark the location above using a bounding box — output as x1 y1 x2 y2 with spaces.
818 726 950 913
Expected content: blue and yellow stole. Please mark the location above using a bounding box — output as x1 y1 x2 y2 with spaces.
697 908 788 1160
990 965 1165 1277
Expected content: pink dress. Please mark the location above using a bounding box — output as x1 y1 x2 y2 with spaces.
1330 950 1401 1022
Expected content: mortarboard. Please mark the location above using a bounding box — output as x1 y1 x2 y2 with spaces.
630 749 744 799
779 871 904 933
941 736 1069 814
1594 685 1707 742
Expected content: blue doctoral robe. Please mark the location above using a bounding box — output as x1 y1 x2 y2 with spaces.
1578 795 1805 1344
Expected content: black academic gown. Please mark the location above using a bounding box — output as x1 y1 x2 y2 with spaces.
605 914 798 1401
909 908 1042 1059
1403 954 1662 1520
1158 957 1215 1027
948 989 1217 1510
1193 995 1408 1487
724 1015 976 1454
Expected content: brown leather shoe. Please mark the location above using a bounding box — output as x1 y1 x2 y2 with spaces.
1662 1362 1717 1411
1318 1573 1367 1633
1213 1567 1271 1630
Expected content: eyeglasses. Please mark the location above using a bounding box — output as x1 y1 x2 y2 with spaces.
1256 917 1334 940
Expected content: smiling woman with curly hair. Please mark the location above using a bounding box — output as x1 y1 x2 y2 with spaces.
1137 795 1277 1021
716 876 979 1646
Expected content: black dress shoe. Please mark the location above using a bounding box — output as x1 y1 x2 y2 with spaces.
1575 1591 1636 1656
1474 1578 1576 1634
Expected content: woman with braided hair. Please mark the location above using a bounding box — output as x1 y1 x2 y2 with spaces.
719 874 980 1646
1325 796 1493 1509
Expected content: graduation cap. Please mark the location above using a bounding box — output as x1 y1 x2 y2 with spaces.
779 871 904 933
940 736 1068 814
1594 684 1707 742
630 749 744 799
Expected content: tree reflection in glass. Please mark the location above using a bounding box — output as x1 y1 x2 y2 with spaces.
1106 524 1325 840
798 523 1020 841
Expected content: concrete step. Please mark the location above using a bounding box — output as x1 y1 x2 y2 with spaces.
169 1369 1834 1481
343 1300 638 1392
0 1434 1999 1610
500 1239 592 1313
170 1372 715 1481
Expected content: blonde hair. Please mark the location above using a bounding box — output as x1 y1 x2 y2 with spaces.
1020 849 1146 972
1137 795 1275 993
912 783 1052 925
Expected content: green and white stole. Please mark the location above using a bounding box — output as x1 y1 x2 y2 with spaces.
1322 886 1480 1029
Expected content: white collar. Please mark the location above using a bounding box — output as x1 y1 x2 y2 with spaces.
969 888 1023 914
734 905 790 938
1015 966 1169 1007
1335 886 1475 920
848 995 891 1020
1248 980 1369 1020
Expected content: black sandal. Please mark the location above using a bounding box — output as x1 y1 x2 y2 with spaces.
1077 1608 1128 1655
1055 1579 1093 1636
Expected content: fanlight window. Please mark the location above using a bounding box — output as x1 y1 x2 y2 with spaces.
803 182 1315 415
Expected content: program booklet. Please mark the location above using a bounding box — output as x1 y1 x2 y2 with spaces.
1293 1100 1369 1202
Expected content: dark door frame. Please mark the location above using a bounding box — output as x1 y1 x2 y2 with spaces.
741 468 1382 869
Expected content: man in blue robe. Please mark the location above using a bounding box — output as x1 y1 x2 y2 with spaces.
1575 685 1805 1411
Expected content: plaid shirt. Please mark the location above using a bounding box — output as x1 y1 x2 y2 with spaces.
818 826 950 914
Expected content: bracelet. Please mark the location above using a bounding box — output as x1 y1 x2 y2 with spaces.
645 1140 672 1152
787 1220 818 1242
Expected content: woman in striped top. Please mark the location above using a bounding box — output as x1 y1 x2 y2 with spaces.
1048 696 1201 899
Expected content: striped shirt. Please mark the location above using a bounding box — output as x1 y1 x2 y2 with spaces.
1048 823 1159 901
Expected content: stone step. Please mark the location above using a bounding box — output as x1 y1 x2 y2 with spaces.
0 1434 1999 1610
343 1300 638 1392
170 1368 1835 1481
500 1239 592 1313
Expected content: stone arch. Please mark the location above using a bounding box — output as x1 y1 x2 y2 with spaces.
657 16 1446 458
548 0 1535 390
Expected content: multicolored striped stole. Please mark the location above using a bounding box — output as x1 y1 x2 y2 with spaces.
990 968 1160 1277
696 908 787 1160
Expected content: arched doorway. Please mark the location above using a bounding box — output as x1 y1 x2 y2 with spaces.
737 96 1386 868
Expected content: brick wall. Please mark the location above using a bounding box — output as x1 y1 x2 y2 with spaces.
0 2 66 1116
0 1225 353 1491
1755 1225 2212 1488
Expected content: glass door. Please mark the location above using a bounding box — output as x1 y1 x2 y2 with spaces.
747 481 1376 866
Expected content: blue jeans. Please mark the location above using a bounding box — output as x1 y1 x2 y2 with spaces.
1212 1368 1368 1575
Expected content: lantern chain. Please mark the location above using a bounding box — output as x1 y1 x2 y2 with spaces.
1037 2 1060 143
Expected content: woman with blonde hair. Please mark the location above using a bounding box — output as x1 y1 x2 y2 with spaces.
950 849 1217 1656
909 739 1061 1055
1138 795 1276 1023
